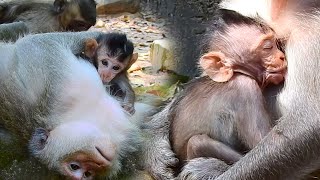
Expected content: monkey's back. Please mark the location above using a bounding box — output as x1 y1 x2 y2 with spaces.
0 2 61 33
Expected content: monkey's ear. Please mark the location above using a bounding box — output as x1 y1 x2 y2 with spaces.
29 128 49 153
127 52 138 68
84 38 98 59
199 52 233 82
53 0 67 14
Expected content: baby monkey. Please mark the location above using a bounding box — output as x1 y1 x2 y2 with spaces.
83 33 138 114
172 9 287 166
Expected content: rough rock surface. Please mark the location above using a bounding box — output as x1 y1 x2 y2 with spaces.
150 39 175 72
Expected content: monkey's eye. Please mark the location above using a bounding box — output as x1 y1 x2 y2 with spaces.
113 66 120 71
263 40 273 50
70 163 80 171
84 171 92 178
102 60 108 66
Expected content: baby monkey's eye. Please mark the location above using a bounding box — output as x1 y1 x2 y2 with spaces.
263 39 274 50
102 60 108 66
113 66 120 71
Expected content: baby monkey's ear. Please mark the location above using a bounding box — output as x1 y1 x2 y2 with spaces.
127 52 138 68
84 38 98 59
199 51 234 82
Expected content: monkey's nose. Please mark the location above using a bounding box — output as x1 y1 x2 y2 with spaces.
278 51 286 61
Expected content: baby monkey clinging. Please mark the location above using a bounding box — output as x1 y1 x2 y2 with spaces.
83 33 138 114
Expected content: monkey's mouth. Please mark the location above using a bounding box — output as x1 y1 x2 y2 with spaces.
266 65 287 74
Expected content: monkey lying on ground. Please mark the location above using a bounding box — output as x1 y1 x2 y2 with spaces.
142 9 287 179
80 32 138 115
0 0 96 33
0 30 141 179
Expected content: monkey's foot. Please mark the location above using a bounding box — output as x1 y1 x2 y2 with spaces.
144 139 179 180
177 158 229 180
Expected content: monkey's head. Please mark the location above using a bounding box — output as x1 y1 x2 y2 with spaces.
53 0 97 31
84 33 138 83
28 98 138 179
200 9 287 88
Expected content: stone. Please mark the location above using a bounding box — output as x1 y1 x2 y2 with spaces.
149 39 176 72
96 0 140 15
95 20 105 28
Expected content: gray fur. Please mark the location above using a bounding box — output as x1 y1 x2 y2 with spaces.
0 21 29 41
142 102 179 179
177 158 229 180
0 0 96 33
0 1 63 32
0 31 143 179
0 31 101 141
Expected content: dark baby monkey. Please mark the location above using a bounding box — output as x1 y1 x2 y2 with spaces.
83 33 138 115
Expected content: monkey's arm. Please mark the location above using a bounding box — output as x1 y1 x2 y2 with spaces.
17 31 102 55
0 22 29 41
142 102 179 180
112 73 136 114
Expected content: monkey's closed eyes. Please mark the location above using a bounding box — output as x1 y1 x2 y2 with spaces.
263 39 274 50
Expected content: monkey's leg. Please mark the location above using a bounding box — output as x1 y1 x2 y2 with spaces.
0 22 29 41
187 134 243 164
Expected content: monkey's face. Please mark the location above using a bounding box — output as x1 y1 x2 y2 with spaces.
202 25 287 86
228 26 287 86
250 31 287 86
29 122 121 179
59 0 97 32
97 56 126 83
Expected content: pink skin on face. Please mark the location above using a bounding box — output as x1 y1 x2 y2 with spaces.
97 57 125 83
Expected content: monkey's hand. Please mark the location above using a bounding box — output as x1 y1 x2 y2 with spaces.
121 103 135 115
177 158 229 180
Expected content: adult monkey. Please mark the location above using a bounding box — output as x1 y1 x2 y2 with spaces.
0 25 141 179
0 0 97 33
177 0 320 179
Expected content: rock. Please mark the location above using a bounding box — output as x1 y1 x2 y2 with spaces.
149 39 176 72
128 63 142 72
96 0 140 15
95 20 105 28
